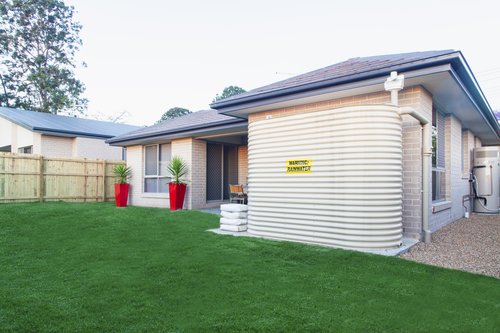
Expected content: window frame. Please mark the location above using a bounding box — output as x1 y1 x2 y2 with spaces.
143 144 171 193
431 108 446 202
18 145 33 154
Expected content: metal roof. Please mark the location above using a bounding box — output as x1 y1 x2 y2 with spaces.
210 50 456 109
106 109 247 145
0 107 140 139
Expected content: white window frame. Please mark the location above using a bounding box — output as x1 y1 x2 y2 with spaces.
143 144 170 193
18 145 33 154
432 109 446 203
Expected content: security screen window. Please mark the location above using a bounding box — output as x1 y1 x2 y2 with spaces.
432 108 446 201
144 144 171 193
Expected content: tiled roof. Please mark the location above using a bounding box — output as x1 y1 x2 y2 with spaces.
211 50 456 107
107 109 245 144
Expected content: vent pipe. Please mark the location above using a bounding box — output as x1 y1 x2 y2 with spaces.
384 71 405 105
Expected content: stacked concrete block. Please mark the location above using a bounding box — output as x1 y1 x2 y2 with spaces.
220 204 248 232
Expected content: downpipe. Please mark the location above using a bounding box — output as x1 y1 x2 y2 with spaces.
385 71 432 243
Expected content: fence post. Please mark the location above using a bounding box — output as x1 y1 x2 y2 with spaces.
38 155 44 202
102 160 106 202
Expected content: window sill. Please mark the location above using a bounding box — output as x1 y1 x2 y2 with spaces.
142 193 169 199
432 200 452 213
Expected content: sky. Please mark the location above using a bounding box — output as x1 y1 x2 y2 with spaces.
65 0 500 126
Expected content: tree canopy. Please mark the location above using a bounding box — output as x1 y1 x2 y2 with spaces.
212 86 246 103
158 107 191 123
0 0 87 114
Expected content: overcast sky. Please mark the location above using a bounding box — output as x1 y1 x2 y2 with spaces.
65 0 500 126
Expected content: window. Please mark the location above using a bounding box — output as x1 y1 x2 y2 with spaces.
144 144 171 193
432 108 445 202
461 131 466 174
18 146 33 154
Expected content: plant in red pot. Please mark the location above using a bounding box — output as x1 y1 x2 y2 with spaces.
112 164 132 207
167 156 189 211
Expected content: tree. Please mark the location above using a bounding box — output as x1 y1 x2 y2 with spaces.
212 86 246 103
158 107 191 123
0 0 87 114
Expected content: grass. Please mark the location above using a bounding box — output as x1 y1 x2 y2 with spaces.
0 202 498 332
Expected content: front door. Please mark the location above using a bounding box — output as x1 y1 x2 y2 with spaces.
206 143 238 201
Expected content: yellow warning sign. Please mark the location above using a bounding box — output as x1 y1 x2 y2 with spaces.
286 159 312 174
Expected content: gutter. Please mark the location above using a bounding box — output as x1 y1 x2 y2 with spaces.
448 68 500 141
33 127 114 139
107 121 248 146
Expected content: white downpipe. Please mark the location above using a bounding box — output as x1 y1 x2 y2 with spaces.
385 72 432 243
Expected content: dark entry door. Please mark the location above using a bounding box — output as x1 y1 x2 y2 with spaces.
206 143 238 201
206 143 223 201
223 145 238 200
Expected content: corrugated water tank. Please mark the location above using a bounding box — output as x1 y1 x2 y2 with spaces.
247 105 403 249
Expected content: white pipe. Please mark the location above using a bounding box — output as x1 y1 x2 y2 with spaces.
421 123 432 242
384 71 405 106
385 69 433 243
397 108 432 243
390 91 398 106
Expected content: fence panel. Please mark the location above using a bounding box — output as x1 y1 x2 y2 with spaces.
0 152 124 203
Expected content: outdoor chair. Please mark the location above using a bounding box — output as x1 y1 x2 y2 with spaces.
229 184 247 204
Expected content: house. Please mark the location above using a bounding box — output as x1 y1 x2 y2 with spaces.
0 107 139 160
108 50 500 249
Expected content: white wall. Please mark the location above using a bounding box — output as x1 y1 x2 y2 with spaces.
0 117 12 148
0 119 37 152
16 125 35 149
74 137 123 160
0 118 126 160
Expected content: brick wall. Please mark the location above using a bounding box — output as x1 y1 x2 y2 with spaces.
74 137 124 160
462 130 475 175
238 145 248 185
429 115 471 231
400 87 433 239
190 139 207 209
40 135 74 157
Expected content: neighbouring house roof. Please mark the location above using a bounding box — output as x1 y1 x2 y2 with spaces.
0 107 140 139
106 109 247 146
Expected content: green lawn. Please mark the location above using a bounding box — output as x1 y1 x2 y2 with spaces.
0 202 498 332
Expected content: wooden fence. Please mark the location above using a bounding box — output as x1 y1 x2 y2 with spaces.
0 152 125 203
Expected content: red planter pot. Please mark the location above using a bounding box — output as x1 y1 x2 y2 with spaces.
114 183 130 207
169 183 187 211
